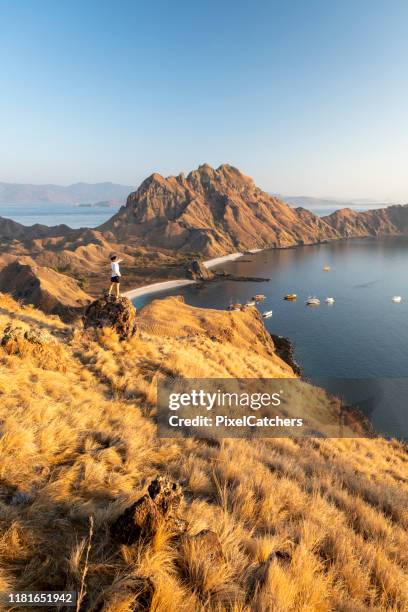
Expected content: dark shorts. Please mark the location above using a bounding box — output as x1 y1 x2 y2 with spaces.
111 276 120 283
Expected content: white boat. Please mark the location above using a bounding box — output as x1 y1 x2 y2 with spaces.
246 300 256 306
306 297 320 306
262 310 273 318
392 296 402 303
325 297 335 304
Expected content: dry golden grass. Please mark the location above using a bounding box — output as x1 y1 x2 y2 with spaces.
0 293 407 611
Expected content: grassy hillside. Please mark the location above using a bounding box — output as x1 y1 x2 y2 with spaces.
0 293 407 610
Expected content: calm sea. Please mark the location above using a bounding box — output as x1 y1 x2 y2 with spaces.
133 238 408 440
0 204 372 229
0 203 119 228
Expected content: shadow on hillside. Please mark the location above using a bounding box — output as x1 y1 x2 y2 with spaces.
0 305 65 333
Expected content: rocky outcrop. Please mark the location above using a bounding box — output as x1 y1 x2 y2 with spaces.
1 323 55 355
111 476 187 544
270 334 302 375
185 260 215 281
0 261 91 321
0 321 66 371
83 295 137 340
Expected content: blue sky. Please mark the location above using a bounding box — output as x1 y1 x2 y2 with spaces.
1 0 408 200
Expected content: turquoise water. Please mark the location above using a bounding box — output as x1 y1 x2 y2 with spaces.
0 203 119 228
133 238 408 439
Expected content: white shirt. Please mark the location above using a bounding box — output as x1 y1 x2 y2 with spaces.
111 261 121 276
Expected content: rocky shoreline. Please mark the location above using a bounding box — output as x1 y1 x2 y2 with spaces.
270 333 302 376
269 332 375 437
185 259 269 283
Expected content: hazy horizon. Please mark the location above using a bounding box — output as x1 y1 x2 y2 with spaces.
2 1 408 200
0 175 401 207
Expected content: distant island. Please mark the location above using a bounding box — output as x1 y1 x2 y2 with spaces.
275 194 397 210
76 200 122 209
0 181 133 205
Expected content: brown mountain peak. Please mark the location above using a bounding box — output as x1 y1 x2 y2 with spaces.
137 172 166 192
99 164 340 255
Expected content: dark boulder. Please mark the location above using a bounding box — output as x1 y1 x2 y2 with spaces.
83 295 137 340
185 260 215 281
111 476 187 544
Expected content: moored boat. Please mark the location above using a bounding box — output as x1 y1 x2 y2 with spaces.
252 294 266 301
306 297 320 306
262 310 273 318
283 294 297 301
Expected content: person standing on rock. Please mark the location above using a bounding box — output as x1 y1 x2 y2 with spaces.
108 255 123 298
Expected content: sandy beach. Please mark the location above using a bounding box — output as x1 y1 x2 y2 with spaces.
123 279 196 300
124 252 245 300
203 252 244 268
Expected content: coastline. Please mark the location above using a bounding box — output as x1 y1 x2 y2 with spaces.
123 251 246 299
123 278 196 300
122 236 388 301
203 252 244 269
122 239 354 301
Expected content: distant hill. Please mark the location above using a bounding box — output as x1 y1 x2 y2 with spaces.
277 194 396 210
0 181 133 205
0 260 90 319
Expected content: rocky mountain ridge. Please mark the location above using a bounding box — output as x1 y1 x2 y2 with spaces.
100 164 408 256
